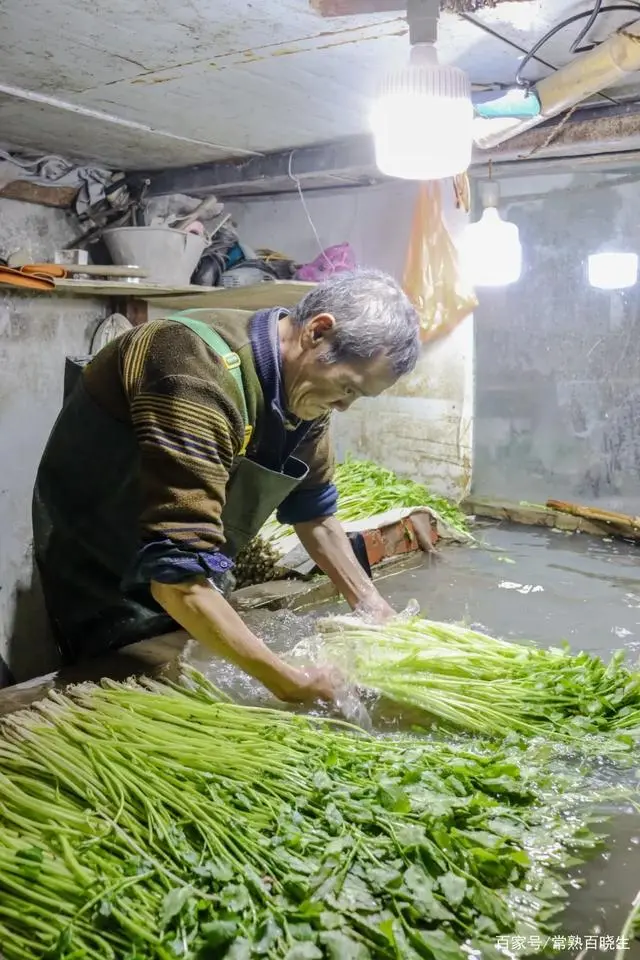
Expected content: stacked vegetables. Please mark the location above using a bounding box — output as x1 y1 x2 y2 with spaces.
0 672 606 959
233 536 282 590
233 458 468 588
311 616 640 742
262 458 468 547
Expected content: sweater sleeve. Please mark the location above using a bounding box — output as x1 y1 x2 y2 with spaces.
119 322 247 568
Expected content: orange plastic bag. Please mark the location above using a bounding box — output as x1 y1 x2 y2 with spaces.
402 179 477 344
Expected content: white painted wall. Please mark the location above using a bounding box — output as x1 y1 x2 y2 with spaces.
228 181 474 500
0 199 105 683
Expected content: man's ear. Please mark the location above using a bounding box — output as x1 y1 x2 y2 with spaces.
303 313 336 349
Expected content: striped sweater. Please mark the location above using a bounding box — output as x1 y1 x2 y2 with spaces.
83 308 336 578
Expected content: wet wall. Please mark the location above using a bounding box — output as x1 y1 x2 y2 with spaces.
0 198 105 681
473 168 640 511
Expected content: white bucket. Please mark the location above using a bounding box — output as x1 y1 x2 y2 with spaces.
103 226 207 286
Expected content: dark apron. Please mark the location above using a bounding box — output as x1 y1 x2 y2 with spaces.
33 314 308 663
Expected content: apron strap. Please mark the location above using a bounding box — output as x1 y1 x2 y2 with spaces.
166 311 252 454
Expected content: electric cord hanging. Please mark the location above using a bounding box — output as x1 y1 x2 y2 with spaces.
571 0 604 52
516 3 640 88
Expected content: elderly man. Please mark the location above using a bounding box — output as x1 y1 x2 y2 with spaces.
33 268 420 703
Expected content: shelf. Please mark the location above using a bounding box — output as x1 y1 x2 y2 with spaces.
52 278 213 298
45 278 315 310
143 280 315 310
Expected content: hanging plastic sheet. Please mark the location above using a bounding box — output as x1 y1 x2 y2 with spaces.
402 177 477 344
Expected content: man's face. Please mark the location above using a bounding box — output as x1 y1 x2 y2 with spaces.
280 312 399 421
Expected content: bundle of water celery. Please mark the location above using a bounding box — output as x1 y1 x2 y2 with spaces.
0 671 601 959
262 457 468 546
313 616 640 741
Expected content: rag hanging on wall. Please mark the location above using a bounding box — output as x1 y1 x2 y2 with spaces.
402 176 477 344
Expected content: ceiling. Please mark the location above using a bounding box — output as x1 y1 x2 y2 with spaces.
1 0 640 171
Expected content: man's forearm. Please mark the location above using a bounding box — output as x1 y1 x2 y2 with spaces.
151 579 303 700
294 515 386 610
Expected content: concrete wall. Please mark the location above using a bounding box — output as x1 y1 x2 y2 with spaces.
473 169 640 511
0 198 105 684
228 182 474 500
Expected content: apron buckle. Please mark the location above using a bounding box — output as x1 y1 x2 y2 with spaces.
239 424 253 456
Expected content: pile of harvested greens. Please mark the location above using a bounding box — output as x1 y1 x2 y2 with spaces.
262 457 468 548
0 671 609 960
233 537 282 590
233 458 468 588
309 616 640 743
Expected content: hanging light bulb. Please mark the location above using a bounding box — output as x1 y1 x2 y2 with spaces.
461 181 522 287
588 252 638 290
371 42 473 181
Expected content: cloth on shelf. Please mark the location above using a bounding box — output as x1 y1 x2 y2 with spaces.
0 147 116 218
294 242 356 281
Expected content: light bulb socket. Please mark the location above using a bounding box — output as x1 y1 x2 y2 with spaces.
407 0 440 46
480 180 501 209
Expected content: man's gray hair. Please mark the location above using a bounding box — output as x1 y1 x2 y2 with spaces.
289 268 420 376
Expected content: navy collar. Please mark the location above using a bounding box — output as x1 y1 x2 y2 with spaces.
249 307 311 468
250 307 303 431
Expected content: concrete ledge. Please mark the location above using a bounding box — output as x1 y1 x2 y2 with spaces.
462 496 612 538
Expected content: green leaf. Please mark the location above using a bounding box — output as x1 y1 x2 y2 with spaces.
402 866 452 921
287 923 316 942
368 866 402 892
161 886 193 927
313 770 333 792
377 781 411 813
438 871 467 907
325 835 353 856
219 882 251 913
285 945 323 960
471 886 513 928
337 872 378 913
320 930 372 959
412 928 467 960
201 919 238 948
225 939 252 960
509 849 531 868
394 823 427 849
193 860 234 884
325 803 344 833
254 917 281 954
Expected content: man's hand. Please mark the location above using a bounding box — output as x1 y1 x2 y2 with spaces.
295 516 398 617
355 587 395 624
276 664 343 704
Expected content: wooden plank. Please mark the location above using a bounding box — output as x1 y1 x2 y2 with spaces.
0 181 78 208
546 498 640 539
20 278 316 311
462 496 614 538
53 278 206 298
144 281 315 311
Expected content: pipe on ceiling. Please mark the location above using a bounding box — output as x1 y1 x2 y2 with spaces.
473 18 640 150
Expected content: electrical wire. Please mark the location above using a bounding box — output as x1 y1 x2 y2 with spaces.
516 4 640 87
461 12 621 107
571 0 603 51
287 150 331 267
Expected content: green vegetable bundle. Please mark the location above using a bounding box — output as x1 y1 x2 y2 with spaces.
233 536 282 589
0 672 600 959
314 617 640 742
262 458 468 546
